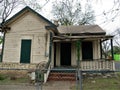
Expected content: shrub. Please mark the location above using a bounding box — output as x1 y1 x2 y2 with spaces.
0 74 6 80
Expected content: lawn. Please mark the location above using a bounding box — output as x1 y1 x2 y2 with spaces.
0 74 30 84
72 73 120 90
0 72 120 90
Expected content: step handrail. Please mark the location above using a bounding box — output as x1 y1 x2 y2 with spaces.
44 60 52 83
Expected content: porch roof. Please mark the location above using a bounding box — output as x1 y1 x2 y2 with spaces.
57 25 106 35
53 35 113 42
46 25 107 35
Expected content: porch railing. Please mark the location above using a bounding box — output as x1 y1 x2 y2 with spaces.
80 60 115 71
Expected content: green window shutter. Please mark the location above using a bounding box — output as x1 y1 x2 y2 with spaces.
20 40 31 63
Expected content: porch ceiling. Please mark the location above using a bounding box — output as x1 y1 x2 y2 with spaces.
53 35 113 42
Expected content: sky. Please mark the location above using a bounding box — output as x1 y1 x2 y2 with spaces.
4 0 120 34
38 0 120 34
39 0 120 34
90 0 120 34
0 0 120 48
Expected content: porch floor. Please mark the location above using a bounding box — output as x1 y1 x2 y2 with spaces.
51 66 114 73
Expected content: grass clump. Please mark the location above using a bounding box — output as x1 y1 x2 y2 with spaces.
71 73 120 90
0 74 7 80
0 73 29 84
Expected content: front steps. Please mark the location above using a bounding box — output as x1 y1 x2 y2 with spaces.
48 70 76 81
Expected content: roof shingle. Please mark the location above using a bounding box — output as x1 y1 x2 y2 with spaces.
57 25 106 35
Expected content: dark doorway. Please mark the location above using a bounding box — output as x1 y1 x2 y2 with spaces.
82 41 93 61
20 40 31 63
60 43 71 66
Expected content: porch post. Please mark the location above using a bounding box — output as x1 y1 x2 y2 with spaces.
76 40 83 90
100 39 102 59
110 39 114 60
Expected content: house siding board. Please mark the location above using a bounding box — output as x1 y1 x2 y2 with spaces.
3 11 50 64
32 55 48 63
3 34 20 63
9 12 48 33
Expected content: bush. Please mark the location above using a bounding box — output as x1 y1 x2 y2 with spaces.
0 74 6 80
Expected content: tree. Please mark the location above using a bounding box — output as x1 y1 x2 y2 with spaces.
0 36 3 44
0 0 19 62
113 46 120 54
0 0 20 39
0 0 19 24
22 0 50 12
52 0 95 25
113 28 120 47
0 0 20 43
22 0 41 12
102 40 111 58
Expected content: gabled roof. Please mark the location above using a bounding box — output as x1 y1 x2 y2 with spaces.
3 6 56 27
57 25 106 35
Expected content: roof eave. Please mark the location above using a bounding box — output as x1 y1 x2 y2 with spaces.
45 26 59 34
59 32 106 36
2 6 56 27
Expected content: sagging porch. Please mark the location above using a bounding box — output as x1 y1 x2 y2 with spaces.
51 35 115 71
47 60 115 81
45 25 115 82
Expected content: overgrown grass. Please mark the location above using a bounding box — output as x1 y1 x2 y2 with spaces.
0 74 29 85
0 74 7 80
71 73 120 90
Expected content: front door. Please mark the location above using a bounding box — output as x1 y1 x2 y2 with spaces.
82 41 93 61
60 43 71 66
20 40 31 63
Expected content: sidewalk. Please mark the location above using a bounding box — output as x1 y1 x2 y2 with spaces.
0 81 75 90
43 81 75 90
0 84 36 90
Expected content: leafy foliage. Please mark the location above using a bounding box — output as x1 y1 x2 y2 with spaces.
0 74 6 80
113 46 120 54
0 36 3 44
